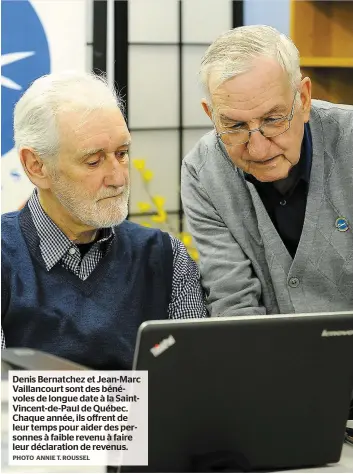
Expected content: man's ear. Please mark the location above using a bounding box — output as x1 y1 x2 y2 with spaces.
300 77 312 123
19 148 52 190
201 99 213 121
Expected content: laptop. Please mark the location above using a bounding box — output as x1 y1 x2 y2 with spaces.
121 311 353 473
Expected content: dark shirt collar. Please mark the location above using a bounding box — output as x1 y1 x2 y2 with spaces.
300 121 313 184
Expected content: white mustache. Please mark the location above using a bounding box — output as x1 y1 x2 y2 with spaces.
97 187 127 200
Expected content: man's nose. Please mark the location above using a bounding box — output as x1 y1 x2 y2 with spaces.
104 154 127 187
247 130 271 161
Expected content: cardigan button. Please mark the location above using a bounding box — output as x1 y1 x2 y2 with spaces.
288 277 300 288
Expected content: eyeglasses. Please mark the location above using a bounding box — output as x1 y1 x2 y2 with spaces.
216 93 298 146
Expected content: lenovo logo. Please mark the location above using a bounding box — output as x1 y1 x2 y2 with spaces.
150 335 176 357
321 329 353 337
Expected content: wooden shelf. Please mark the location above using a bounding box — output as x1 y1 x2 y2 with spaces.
290 1 353 59
300 57 353 68
301 68 353 105
290 0 353 105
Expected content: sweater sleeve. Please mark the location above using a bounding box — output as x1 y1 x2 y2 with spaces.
1 253 10 321
1 253 9 349
181 159 266 317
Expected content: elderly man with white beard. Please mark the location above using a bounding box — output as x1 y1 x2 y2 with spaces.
1 71 207 369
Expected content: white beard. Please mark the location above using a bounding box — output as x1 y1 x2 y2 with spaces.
50 175 130 228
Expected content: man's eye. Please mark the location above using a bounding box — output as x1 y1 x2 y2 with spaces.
221 122 243 130
264 116 283 123
86 155 102 167
116 150 129 159
231 123 245 130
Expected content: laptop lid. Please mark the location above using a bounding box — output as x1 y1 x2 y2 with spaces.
123 311 353 472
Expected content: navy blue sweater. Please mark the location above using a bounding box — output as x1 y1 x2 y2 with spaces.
1 205 173 369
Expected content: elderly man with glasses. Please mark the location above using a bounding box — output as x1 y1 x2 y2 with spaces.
181 25 353 317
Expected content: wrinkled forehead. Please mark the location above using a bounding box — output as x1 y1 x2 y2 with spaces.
209 57 293 120
57 107 130 154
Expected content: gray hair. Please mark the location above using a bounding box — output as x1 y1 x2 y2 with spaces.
200 25 302 99
14 70 124 159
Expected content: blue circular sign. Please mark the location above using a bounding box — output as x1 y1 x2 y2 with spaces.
335 217 349 232
1 0 50 156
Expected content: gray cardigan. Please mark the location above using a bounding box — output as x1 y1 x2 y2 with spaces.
181 100 353 316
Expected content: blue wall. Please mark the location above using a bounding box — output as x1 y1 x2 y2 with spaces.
243 0 290 36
